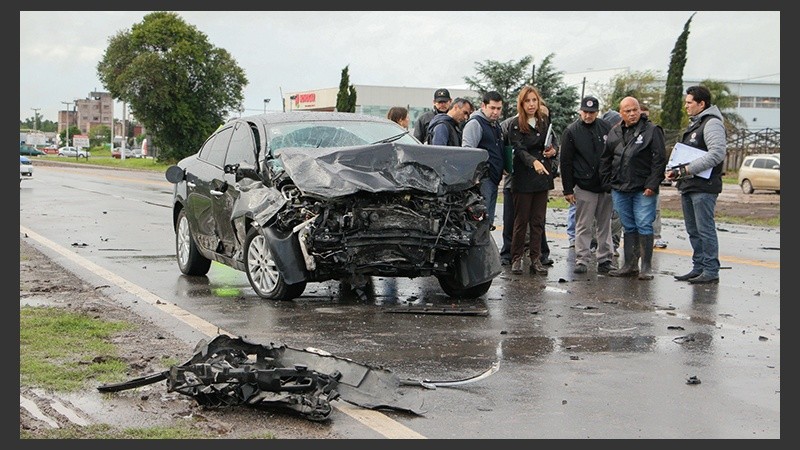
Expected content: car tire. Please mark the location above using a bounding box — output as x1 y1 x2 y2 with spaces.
245 227 306 301
175 209 211 276
741 179 754 194
436 276 492 299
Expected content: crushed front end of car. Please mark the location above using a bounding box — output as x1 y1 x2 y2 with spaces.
256 142 501 296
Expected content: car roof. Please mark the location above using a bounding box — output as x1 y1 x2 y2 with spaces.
235 111 394 126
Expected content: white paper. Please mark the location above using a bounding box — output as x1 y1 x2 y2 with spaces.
668 143 712 179
543 123 554 149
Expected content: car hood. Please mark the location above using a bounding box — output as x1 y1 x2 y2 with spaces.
278 142 487 198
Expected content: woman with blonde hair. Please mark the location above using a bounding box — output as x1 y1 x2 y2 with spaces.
507 86 558 275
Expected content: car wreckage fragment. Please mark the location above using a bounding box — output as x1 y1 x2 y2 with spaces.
98 334 498 422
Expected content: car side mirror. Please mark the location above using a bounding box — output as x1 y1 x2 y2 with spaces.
165 165 185 184
226 163 261 182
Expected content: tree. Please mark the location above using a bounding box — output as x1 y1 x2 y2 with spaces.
661 12 696 132
463 53 578 134
88 125 112 148
59 126 82 146
96 11 247 162
530 53 580 136
604 70 664 118
335 65 357 112
463 55 532 120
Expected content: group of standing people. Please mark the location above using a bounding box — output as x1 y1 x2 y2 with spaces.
387 84 725 284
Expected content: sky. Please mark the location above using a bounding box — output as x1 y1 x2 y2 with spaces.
19 10 780 123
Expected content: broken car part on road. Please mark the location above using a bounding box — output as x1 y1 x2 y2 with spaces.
98 334 498 422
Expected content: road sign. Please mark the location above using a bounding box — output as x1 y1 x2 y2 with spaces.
72 135 90 149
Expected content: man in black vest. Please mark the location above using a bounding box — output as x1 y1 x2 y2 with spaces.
462 91 504 230
666 85 727 284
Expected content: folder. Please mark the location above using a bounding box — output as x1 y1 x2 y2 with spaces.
668 143 712 179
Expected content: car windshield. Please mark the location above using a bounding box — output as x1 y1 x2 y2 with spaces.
267 120 418 153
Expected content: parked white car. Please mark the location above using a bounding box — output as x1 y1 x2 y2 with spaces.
20 156 33 183
57 146 90 158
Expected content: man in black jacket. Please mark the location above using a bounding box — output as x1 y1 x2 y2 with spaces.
599 96 667 280
560 96 617 274
413 88 452 143
426 98 474 146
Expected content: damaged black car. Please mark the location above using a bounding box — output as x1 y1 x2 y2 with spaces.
165 112 501 301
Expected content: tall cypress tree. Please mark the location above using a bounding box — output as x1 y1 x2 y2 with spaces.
336 65 357 113
661 12 696 131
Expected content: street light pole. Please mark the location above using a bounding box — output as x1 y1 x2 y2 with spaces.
31 108 40 132
61 101 73 156
263 98 270 113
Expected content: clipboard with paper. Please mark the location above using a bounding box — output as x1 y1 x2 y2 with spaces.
668 143 712 179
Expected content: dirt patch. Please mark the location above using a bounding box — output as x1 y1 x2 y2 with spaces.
19 238 341 439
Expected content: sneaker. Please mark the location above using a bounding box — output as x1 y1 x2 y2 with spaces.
654 239 668 249
573 263 588 274
540 256 554 266
597 261 617 273
511 258 523 274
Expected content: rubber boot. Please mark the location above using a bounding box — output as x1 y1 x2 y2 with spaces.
638 234 654 280
609 232 640 277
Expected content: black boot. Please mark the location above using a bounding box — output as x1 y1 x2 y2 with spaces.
638 234 654 280
609 232 640 277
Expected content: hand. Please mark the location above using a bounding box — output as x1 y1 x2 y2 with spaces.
533 160 550 175
565 194 576 204
543 146 556 158
643 188 655 196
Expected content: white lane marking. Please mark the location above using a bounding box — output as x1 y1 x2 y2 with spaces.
20 225 426 439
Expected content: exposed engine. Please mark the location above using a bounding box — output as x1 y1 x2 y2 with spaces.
273 183 488 278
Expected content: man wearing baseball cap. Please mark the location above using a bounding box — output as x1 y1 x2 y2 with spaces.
560 95 617 275
413 88 452 143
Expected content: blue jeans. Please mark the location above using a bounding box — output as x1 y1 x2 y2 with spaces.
612 190 657 235
680 191 720 277
480 177 499 228
567 203 576 242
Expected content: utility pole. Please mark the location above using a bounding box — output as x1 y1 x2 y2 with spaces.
581 77 586 100
31 108 40 131
263 98 270 113
61 101 73 153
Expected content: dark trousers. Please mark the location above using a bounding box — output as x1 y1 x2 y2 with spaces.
500 185 549 261
511 191 549 263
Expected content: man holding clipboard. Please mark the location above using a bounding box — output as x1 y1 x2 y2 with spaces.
665 85 727 284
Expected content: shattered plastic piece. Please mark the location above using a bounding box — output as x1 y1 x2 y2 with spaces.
400 362 499 389
686 376 701 385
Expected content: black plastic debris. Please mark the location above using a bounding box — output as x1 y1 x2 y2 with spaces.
686 376 701 385
98 334 498 422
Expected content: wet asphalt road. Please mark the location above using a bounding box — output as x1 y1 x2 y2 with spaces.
19 163 780 438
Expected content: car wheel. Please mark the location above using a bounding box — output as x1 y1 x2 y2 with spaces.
436 276 492 299
245 227 306 301
175 209 211 276
741 179 754 194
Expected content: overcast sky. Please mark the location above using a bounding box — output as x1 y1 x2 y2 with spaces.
19 10 780 122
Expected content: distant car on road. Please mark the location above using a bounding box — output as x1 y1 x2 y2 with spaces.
20 155 33 183
20 144 46 156
738 153 780 194
111 147 143 159
42 144 59 154
57 146 90 158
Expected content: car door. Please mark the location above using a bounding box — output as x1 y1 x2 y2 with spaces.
751 157 769 189
184 128 230 255
214 121 258 257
